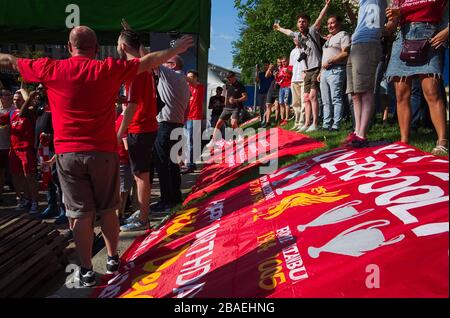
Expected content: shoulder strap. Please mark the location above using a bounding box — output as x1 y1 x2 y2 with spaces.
307 30 323 55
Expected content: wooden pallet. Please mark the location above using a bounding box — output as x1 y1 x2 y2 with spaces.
0 213 69 298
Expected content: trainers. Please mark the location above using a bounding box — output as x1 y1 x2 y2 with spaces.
16 197 30 211
55 212 68 225
120 220 150 232
76 268 96 288
298 125 308 132
343 132 357 145
38 205 58 219
206 139 216 149
106 257 120 275
29 201 39 215
351 135 369 148
63 230 73 242
124 210 141 225
306 124 318 132
152 201 172 213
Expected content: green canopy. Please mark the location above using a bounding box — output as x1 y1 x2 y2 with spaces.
0 0 211 47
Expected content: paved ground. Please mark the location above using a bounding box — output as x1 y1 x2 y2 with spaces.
0 168 201 298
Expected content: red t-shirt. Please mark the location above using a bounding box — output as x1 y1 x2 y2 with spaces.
115 113 129 165
125 72 158 134
186 83 205 120
10 110 36 150
17 56 140 154
276 66 293 88
399 0 448 25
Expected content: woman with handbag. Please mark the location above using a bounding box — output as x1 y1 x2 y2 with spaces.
385 0 449 156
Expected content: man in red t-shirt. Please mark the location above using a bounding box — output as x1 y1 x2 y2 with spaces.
184 70 205 174
0 26 193 287
115 30 158 232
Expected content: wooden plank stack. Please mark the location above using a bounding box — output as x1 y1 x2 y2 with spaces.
0 212 69 298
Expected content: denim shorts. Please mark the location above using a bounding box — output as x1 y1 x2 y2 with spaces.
385 22 442 79
279 87 292 105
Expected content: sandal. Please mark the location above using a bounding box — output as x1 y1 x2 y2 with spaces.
431 140 449 157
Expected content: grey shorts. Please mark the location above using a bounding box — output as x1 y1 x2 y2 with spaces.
56 152 120 219
346 42 381 94
120 163 133 193
219 107 240 121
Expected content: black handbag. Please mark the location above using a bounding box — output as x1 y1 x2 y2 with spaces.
400 38 430 64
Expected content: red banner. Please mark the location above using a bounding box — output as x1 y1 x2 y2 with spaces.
185 128 324 203
94 143 449 298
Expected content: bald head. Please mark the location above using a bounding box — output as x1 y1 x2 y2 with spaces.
68 26 98 57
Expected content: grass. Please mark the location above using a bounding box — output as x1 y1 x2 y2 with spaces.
185 114 445 207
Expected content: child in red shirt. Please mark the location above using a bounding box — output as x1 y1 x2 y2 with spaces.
276 57 293 125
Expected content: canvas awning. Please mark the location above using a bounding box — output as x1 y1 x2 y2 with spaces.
0 0 211 47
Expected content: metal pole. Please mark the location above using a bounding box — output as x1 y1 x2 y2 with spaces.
253 64 258 113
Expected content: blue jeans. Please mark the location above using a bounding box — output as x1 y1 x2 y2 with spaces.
320 65 346 129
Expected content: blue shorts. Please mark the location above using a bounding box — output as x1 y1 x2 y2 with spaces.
279 87 292 105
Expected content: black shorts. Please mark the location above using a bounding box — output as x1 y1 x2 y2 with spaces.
219 107 240 121
266 85 280 105
127 132 157 175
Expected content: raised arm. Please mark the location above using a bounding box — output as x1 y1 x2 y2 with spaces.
0 53 19 72
19 90 38 118
313 0 332 30
266 64 275 78
137 35 194 74
273 24 296 38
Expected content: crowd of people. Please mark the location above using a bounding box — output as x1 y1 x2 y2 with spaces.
249 0 449 155
0 23 195 287
0 0 448 288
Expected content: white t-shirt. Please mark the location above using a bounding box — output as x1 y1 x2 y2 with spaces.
321 31 351 66
289 48 306 83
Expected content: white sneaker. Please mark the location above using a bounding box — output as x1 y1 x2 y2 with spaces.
29 201 39 214
124 210 141 225
298 125 308 132
306 125 318 132
206 139 216 149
